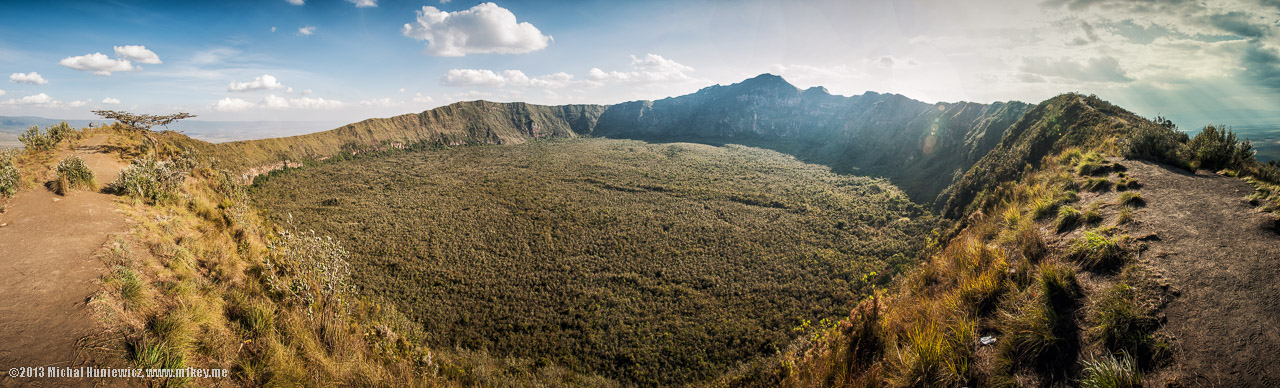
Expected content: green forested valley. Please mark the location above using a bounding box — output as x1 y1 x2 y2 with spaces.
250 138 936 386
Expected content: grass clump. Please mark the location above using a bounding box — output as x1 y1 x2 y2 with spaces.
1089 284 1157 355
111 157 185 204
54 155 96 195
1083 209 1103 225
1083 177 1112 192
1056 205 1082 232
1117 192 1145 208
1068 230 1128 270
1032 196 1060 220
1079 352 1141 388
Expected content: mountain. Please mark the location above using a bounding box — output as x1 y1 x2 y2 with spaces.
590 73 1030 206
199 74 1029 211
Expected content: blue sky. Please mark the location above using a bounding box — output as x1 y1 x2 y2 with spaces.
1 0 1279 132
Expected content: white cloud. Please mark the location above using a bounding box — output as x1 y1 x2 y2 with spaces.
412 92 435 103
1020 56 1134 83
441 69 581 89
0 89 5 96
298 26 316 36
102 97 120 104
59 53 135 76
440 0 451 3
402 2 551 56
213 97 255 112
302 89 312 95
285 0 303 5
9 72 48 85
68 100 89 108
441 69 509 87
227 74 285 92
587 54 694 83
2 93 55 106
348 0 376 7
264 94 344 110
114 45 162 64
271 26 278 32
359 97 396 106
398 87 406 92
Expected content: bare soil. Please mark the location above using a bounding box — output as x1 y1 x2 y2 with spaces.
1122 159 1280 387
0 137 126 387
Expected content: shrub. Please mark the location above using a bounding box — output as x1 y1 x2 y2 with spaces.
1117 192 1145 208
263 229 356 316
111 157 186 204
1079 352 1141 388
1068 230 1127 270
1056 206 1081 232
54 155 96 195
0 150 18 197
1123 118 1187 166
47 121 74 144
18 126 54 151
1187 125 1252 171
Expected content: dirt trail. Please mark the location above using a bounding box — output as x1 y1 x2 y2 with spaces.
1122 160 1280 387
0 136 127 387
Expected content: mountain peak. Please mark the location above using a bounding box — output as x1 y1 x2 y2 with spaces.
738 73 795 89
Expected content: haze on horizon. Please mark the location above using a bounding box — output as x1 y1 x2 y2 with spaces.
1 0 1278 131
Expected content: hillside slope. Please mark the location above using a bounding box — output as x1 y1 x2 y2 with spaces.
199 101 605 173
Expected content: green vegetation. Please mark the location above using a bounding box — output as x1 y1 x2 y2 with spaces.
19 126 55 151
1079 352 1141 388
1056 205 1082 232
1117 192 1145 208
54 155 96 195
1068 230 1128 270
0 150 18 198
111 157 186 204
252 138 935 386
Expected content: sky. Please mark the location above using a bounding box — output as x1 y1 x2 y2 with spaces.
1 0 1278 132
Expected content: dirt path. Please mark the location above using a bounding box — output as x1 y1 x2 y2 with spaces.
0 136 127 387
1122 160 1280 387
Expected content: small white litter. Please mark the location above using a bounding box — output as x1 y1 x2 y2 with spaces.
979 336 997 346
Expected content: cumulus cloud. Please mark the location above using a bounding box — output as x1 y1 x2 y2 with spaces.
1020 56 1134 83
9 72 48 85
359 97 395 106
412 92 435 103
264 94 344 110
227 74 285 92
59 53 135 75
440 69 580 89
587 54 694 83
114 45 162 64
402 2 551 56
0 89 5 96
214 97 255 112
68 100 89 108
102 97 120 104
286 0 303 5
1209 12 1270 38
1 93 56 106
298 26 316 36
348 0 376 7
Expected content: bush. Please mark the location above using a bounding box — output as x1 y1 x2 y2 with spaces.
0 150 18 198
1083 178 1112 192
1187 125 1252 171
263 229 356 315
111 157 186 204
18 126 54 151
54 155 96 195
47 121 74 144
1123 118 1187 166
1079 352 1141 388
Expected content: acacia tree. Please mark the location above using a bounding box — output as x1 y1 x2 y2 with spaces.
92 110 195 155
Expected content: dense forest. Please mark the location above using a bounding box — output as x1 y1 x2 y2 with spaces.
251 138 936 386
